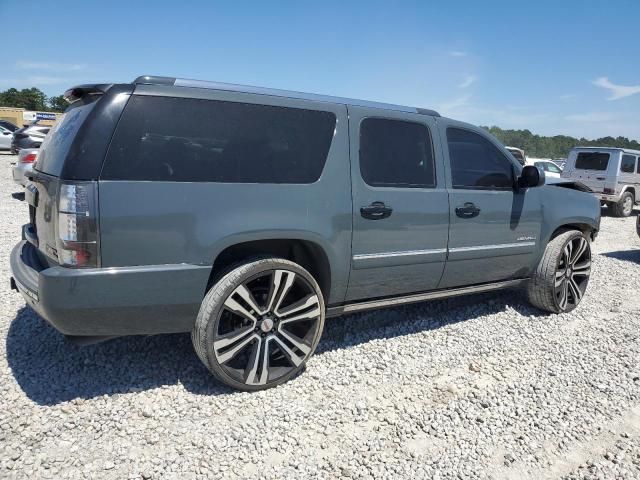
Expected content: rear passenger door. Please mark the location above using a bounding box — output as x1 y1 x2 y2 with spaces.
346 107 449 301
438 121 543 288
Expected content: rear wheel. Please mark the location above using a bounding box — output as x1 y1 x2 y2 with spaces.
612 191 634 217
192 258 325 391
527 230 591 313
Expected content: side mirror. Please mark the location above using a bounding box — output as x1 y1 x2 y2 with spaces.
518 165 545 188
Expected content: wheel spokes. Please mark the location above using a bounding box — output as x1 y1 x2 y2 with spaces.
277 328 311 355
272 336 304 367
555 269 566 287
223 296 258 323
570 237 587 265
277 293 319 317
557 279 569 310
572 260 591 277
568 277 583 304
268 270 295 314
233 284 264 316
215 330 259 364
245 337 270 385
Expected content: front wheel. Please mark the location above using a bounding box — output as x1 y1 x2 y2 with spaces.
192 258 325 391
527 230 592 313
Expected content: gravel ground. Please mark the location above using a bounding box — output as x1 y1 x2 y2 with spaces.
0 153 639 479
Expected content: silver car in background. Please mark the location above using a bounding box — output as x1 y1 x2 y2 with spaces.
0 126 13 151
12 148 38 187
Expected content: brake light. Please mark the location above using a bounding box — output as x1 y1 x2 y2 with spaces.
20 153 37 163
57 182 99 267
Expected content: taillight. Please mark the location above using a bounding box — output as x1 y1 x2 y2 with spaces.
57 182 99 268
20 153 37 163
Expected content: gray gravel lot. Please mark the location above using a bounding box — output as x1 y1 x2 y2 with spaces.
0 153 639 479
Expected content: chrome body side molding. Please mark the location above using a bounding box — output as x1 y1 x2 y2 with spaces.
326 278 528 317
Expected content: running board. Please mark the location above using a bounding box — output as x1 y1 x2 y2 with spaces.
325 278 529 317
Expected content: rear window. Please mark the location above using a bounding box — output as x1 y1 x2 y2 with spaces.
574 152 610 171
35 99 97 176
102 95 337 183
620 154 636 173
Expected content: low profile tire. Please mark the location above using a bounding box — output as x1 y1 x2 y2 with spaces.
613 191 634 217
527 230 592 314
192 258 325 391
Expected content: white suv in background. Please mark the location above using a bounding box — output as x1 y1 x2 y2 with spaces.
561 147 640 217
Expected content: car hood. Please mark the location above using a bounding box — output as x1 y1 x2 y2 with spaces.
545 176 592 192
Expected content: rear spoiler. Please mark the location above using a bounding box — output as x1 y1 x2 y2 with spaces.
63 84 113 104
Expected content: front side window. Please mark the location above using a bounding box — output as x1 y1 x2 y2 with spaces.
621 154 636 173
102 95 336 183
359 118 435 188
447 128 514 189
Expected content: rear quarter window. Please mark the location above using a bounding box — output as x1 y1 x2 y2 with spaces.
620 154 636 173
574 152 610 171
35 99 97 176
102 95 337 183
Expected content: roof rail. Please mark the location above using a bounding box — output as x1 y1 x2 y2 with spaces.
133 75 440 117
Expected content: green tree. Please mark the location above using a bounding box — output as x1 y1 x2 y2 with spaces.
48 95 68 113
482 126 640 158
0 87 49 111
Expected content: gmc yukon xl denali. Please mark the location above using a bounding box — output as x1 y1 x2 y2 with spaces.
10 76 600 391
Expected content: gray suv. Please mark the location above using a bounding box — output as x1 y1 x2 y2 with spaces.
10 76 600 391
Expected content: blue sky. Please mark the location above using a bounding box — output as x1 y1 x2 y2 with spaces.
2 0 639 139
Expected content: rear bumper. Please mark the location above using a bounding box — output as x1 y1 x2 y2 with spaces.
10 240 211 336
598 193 621 203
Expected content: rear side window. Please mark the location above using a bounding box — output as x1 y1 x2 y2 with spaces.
447 128 514 189
359 118 435 188
620 154 636 173
102 95 336 183
575 152 609 171
35 99 97 176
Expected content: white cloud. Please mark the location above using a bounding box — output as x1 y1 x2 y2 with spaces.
16 61 87 72
459 74 477 89
449 50 468 57
438 94 472 114
593 77 640 100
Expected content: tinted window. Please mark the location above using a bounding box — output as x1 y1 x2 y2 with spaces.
35 98 97 176
621 154 636 173
359 118 435 188
447 128 514 189
102 95 336 183
575 152 609 171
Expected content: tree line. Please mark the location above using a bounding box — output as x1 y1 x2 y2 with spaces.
0 87 67 113
483 125 640 159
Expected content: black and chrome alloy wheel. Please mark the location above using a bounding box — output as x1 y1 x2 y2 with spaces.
554 235 591 311
193 259 325 391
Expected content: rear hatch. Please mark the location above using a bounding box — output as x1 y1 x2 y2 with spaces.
25 97 100 267
562 150 613 193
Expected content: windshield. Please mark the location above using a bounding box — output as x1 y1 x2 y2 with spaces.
574 152 610 171
35 98 97 176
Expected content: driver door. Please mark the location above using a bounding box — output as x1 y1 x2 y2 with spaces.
438 121 543 288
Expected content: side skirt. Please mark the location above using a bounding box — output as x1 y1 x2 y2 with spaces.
326 278 529 318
